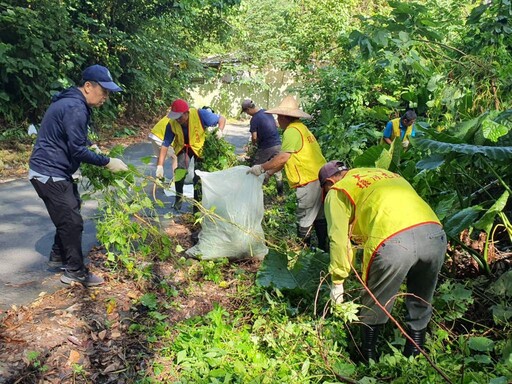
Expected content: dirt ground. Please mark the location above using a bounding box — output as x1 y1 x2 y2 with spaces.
0 239 261 383
0 128 262 383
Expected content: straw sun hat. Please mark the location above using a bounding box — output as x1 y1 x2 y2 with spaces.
265 95 312 119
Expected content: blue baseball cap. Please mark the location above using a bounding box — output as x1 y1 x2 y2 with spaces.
82 64 122 92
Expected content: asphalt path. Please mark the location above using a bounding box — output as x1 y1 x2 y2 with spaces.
0 123 250 312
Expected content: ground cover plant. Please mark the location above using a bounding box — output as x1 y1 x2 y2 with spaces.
1 0 512 382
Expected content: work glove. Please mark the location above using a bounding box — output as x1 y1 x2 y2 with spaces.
156 165 164 179
105 158 128 173
330 283 344 305
246 164 265 176
216 129 224 139
402 140 410 149
90 144 102 154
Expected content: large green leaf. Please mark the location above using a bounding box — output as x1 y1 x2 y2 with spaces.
468 336 494 352
482 119 510 142
256 249 330 297
414 139 512 161
416 153 445 170
451 114 488 140
474 191 509 233
353 146 388 168
443 206 483 238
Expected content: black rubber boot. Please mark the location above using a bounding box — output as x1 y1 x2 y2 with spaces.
174 179 184 210
403 327 427 357
192 173 202 214
313 219 328 251
276 180 284 196
360 324 382 363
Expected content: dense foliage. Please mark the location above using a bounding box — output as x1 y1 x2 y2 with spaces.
0 0 240 127
2 0 512 382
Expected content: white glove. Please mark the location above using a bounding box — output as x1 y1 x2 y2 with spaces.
402 140 410 148
246 164 265 176
105 158 128 172
90 144 101 154
330 283 344 305
156 165 164 179
216 129 224 139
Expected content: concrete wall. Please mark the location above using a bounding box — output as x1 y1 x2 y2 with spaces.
188 68 298 119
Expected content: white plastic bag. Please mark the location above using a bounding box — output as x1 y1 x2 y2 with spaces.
186 166 268 260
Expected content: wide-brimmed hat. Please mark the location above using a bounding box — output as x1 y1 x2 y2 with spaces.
265 95 312 119
319 160 348 187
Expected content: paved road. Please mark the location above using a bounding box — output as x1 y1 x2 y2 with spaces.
0 123 250 311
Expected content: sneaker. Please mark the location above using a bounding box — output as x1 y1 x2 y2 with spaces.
47 251 66 270
60 268 104 287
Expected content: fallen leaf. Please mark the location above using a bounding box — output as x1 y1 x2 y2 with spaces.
98 330 107 340
102 361 121 374
67 335 83 348
111 331 121 339
67 350 81 366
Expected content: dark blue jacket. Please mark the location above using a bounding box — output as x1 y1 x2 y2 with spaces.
29 87 109 179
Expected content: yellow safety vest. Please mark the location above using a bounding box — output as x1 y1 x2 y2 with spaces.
283 121 326 188
390 117 413 141
169 108 205 158
150 116 169 140
325 168 441 283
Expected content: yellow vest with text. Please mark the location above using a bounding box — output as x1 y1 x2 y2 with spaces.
169 108 205 158
325 168 441 283
283 121 326 188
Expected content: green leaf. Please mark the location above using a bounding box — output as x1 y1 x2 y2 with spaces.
398 31 410 42
140 293 158 310
491 304 512 323
468 336 494 352
174 168 187 182
377 94 401 107
443 206 483 238
256 249 330 297
489 377 509 384
414 138 512 161
488 270 512 296
416 154 445 170
482 119 510 142
474 191 509 233
353 146 389 168
427 74 444 92
332 361 355 377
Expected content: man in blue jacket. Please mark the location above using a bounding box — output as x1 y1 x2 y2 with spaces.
29 64 128 287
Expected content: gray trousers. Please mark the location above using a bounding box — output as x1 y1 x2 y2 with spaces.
359 223 446 330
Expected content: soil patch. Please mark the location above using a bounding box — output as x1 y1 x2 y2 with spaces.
0 243 261 383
